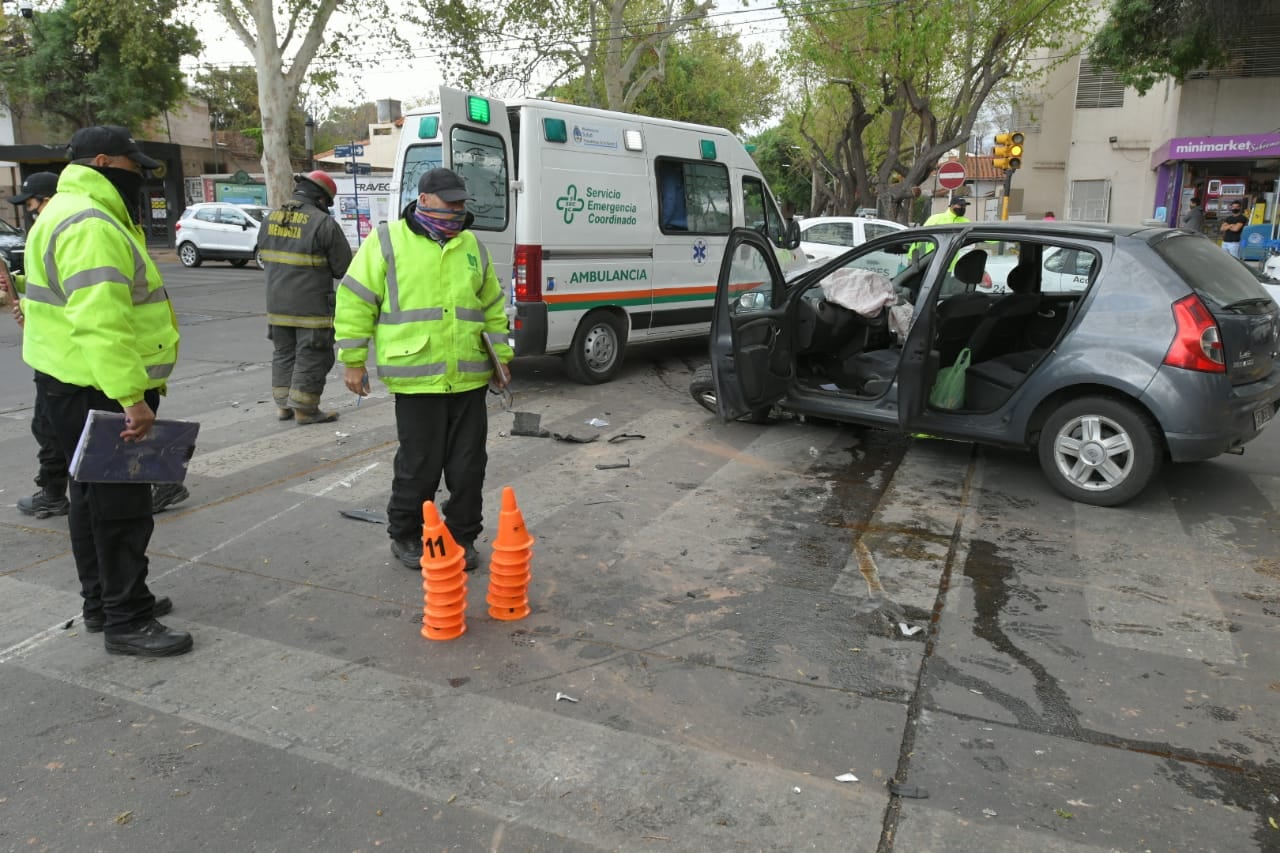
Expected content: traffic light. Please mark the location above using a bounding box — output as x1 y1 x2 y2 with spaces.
993 131 1025 171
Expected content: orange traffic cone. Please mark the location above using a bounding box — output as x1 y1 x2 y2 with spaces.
486 486 533 621
420 501 467 640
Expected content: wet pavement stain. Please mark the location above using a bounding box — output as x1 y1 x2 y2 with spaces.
960 539 1082 737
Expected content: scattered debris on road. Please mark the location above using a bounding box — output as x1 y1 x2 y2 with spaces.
555 692 579 703
595 459 630 470
835 773 859 783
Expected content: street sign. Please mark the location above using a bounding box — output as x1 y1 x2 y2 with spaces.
334 144 365 158
344 162 372 175
937 161 966 190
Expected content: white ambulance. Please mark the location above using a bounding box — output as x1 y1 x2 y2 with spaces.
390 87 803 384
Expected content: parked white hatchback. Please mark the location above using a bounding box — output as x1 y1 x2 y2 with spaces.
798 216 907 263
175 203 269 268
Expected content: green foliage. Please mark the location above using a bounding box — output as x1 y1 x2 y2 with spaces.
749 124 811 216
317 102 381 153
551 25 776 132
0 0 199 131
415 0 713 111
1090 0 1256 93
780 0 1091 219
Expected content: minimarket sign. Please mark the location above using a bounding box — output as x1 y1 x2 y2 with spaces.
1151 133 1280 167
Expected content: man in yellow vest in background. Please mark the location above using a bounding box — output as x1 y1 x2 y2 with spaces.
335 168 512 572
925 195 970 226
21 126 191 657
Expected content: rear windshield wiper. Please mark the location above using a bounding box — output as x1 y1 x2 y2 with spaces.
1217 297 1274 311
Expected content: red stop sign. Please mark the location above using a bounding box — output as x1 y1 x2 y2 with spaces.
937 161 966 190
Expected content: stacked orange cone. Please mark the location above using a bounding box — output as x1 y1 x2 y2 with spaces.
420 501 467 641
486 487 533 621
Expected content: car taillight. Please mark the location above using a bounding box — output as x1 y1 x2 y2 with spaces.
514 244 542 302
1163 293 1225 373
978 272 993 291
174 222 182 232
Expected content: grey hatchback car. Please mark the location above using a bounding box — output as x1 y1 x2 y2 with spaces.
695 223 1280 506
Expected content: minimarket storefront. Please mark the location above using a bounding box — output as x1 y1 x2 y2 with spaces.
1151 132 1280 242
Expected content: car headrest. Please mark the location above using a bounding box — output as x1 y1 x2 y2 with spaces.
953 250 987 286
1006 265 1033 294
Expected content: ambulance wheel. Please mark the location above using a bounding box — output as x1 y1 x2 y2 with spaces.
178 242 202 268
565 311 627 384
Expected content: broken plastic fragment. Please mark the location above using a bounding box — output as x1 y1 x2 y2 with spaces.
792 787 801 794
898 622 923 637
834 773 859 783
555 692 579 703
586 418 609 428
888 782 929 799
982 808 998 817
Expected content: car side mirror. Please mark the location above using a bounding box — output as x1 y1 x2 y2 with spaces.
783 218 801 250
737 291 768 311
241 221 251 230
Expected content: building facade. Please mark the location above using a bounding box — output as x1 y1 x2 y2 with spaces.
1013 10 1280 240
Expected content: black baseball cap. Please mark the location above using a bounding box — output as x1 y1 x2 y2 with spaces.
68 125 161 169
9 171 59 204
950 197 969 208
418 168 471 202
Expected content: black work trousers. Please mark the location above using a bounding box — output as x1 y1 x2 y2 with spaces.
387 387 489 547
31 373 69 494
269 325 336 413
36 372 160 632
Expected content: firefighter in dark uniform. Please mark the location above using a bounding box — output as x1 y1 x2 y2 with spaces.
257 170 353 424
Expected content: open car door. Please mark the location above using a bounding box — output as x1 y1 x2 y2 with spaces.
710 227 791 421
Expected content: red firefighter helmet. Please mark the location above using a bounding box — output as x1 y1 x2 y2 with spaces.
296 169 337 203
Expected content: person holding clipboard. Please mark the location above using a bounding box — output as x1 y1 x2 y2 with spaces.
21 127 192 657
335 167 512 572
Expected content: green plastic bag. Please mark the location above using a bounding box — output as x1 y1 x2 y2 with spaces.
929 348 970 410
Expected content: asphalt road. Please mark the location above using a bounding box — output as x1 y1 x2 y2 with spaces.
1 261 1277 852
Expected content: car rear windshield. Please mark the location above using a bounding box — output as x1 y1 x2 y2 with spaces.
1153 233 1272 308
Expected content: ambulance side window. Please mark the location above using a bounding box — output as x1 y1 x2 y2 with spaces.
451 126 509 231
655 158 730 235
742 177 786 247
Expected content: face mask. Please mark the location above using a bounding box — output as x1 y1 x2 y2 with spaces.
412 203 467 241
92 166 145 222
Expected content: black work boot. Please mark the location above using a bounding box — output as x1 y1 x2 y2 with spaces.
17 487 69 519
104 619 193 657
390 538 424 570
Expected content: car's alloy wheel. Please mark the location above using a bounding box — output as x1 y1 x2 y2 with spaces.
1037 396 1161 506
177 242 202 268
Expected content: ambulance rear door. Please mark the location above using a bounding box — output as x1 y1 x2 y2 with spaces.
439 87 515 291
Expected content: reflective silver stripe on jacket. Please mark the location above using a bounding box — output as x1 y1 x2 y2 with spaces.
147 363 175 379
339 274 379 306
456 359 490 374
484 331 506 345
377 223 401 313
337 337 370 349
455 307 485 323
377 361 448 378
381 307 444 325
43 208 160 306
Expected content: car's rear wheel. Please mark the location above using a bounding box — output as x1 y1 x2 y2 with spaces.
689 364 771 423
178 242 202 268
564 310 627 384
230 258 249 268
1037 395 1162 506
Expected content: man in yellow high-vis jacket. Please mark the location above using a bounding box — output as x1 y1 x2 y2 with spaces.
21 126 192 657
336 168 512 572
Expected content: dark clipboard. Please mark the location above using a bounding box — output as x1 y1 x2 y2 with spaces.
69 410 200 484
482 332 508 388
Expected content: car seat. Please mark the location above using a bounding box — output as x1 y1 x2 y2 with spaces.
934 249 993 363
